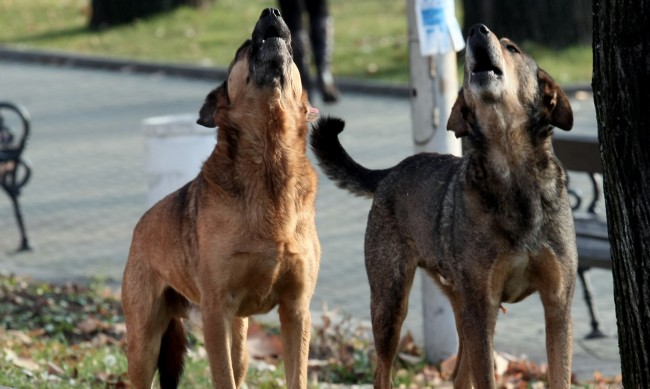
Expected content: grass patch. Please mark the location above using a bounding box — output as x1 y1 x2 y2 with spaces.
0 0 591 84
520 42 593 85
0 273 395 388
0 273 621 389
0 273 622 388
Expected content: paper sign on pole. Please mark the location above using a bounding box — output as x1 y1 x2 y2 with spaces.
415 0 465 55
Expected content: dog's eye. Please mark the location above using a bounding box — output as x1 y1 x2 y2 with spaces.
506 44 520 54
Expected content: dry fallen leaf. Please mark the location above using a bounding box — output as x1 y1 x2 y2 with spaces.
6 329 33 346
307 359 329 368
47 362 66 376
77 317 101 334
410 363 445 387
398 352 422 365
247 321 283 361
5 348 40 372
397 331 419 355
494 352 509 377
439 354 457 380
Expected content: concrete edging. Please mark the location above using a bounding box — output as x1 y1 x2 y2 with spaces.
0 45 591 97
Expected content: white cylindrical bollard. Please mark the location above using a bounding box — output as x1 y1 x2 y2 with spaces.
407 0 463 364
142 114 216 207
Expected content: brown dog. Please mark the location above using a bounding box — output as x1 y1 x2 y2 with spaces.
121 8 320 389
310 24 577 388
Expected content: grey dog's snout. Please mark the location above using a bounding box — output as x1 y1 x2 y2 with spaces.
469 24 491 38
468 24 495 51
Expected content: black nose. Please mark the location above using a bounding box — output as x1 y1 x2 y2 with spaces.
260 8 281 19
469 24 490 38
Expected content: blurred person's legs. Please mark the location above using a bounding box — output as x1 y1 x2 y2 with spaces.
305 0 339 103
278 0 314 98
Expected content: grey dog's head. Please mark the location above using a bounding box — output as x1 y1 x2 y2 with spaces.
448 24 573 139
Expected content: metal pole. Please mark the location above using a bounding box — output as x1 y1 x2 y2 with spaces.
407 0 462 364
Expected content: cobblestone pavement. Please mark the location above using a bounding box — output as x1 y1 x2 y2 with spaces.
0 61 619 380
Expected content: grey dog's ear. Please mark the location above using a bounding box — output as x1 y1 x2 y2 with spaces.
447 90 473 138
538 69 573 131
197 81 228 128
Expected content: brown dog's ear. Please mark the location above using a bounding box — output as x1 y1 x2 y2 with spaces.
538 69 573 131
447 90 472 138
197 81 228 128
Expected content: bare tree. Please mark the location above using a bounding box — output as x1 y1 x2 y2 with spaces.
461 0 592 48
592 0 650 386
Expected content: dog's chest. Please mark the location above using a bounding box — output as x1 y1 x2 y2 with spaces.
228 239 316 317
500 252 534 303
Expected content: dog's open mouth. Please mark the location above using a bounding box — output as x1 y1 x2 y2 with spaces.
248 8 294 87
471 46 503 78
253 9 291 49
262 24 284 44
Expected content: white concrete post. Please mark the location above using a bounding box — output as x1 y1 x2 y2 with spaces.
142 114 216 207
407 0 463 364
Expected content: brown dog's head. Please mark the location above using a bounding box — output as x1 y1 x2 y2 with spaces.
197 8 309 128
448 24 573 140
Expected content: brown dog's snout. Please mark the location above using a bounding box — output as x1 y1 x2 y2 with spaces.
254 7 290 42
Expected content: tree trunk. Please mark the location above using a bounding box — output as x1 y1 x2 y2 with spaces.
461 0 592 48
592 0 650 387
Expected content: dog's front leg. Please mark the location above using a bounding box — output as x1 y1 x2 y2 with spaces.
231 316 249 387
279 299 311 389
201 298 237 388
541 297 573 389
538 273 575 388
533 250 576 389
458 289 499 389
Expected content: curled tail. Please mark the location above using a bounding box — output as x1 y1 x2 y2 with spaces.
158 317 187 389
309 116 391 198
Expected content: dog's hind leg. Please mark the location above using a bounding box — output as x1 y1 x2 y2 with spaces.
156 288 190 389
365 211 417 389
158 317 188 389
122 264 174 389
231 316 249 387
447 295 472 389
368 257 417 389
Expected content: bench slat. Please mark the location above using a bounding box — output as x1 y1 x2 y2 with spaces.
553 133 603 174
576 236 612 269
574 217 609 240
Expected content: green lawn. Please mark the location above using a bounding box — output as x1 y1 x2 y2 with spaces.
0 0 591 85
1 274 617 388
0 274 422 388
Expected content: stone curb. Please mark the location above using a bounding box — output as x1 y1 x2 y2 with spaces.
0 45 591 97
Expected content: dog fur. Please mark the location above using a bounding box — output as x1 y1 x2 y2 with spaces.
121 8 320 389
309 24 577 388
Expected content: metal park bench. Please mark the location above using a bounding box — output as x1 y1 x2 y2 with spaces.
0 102 32 252
553 132 610 339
